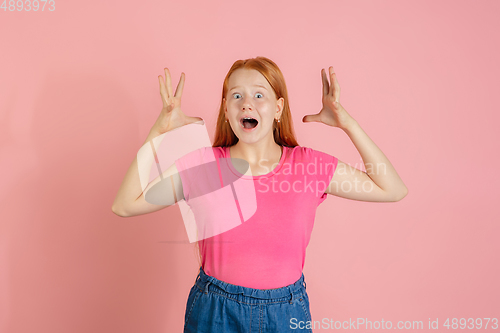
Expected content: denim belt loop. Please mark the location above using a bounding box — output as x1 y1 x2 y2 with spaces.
289 287 294 304
204 280 212 295
303 279 307 290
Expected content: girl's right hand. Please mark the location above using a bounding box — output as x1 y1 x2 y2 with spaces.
150 68 204 135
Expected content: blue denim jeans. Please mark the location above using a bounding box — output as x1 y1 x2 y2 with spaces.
184 266 313 333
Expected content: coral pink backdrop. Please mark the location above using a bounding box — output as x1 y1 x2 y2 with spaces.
1 0 499 332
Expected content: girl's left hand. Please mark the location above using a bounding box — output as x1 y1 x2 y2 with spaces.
302 66 355 130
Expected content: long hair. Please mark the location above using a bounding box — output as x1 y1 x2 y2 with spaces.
212 56 300 148
193 56 300 279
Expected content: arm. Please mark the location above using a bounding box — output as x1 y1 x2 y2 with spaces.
111 129 183 217
326 119 408 202
303 66 408 202
111 67 205 217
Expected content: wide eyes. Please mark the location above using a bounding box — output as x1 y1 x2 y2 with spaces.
233 93 263 99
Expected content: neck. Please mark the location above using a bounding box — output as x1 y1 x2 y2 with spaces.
231 139 282 165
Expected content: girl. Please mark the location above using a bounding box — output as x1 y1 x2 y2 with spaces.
112 56 408 332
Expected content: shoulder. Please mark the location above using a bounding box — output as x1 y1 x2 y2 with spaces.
181 146 225 158
286 145 310 157
176 146 224 170
287 145 335 161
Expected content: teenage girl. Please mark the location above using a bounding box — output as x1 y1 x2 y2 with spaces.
112 56 408 332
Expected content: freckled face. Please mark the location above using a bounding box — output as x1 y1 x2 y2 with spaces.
223 68 283 143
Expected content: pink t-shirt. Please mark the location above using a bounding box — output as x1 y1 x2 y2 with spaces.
175 145 338 289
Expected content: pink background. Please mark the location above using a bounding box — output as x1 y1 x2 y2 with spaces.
1 0 499 332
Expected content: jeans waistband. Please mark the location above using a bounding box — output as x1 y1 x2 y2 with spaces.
194 266 307 304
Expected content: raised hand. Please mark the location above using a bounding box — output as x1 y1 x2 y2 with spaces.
150 68 204 135
302 66 355 130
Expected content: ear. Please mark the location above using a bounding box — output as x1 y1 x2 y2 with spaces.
277 97 284 117
223 98 228 120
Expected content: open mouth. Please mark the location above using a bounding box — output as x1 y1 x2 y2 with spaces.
240 117 259 129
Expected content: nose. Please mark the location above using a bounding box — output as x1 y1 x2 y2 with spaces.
241 95 253 110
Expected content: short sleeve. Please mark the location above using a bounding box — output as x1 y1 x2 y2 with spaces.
312 149 338 206
174 147 207 203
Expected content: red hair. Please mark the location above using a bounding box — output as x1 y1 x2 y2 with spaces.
212 56 300 148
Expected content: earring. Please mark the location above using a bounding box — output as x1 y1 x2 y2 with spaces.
225 119 227 122
277 118 280 123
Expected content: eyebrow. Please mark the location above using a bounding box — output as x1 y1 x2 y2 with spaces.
229 85 268 91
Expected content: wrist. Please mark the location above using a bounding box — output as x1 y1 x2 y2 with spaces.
143 129 162 145
341 117 358 133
